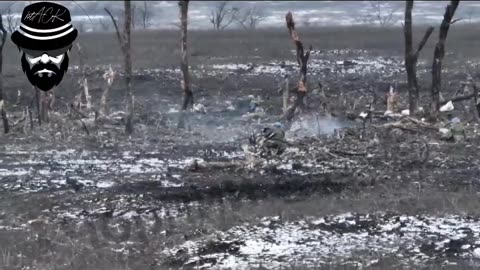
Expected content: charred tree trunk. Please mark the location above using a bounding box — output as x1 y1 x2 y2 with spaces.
430 0 460 118
100 65 115 117
404 0 434 114
469 76 480 119
35 87 41 126
76 43 91 111
105 1 134 135
40 91 48 123
178 0 193 129
179 0 193 110
124 0 134 135
38 90 52 124
0 15 9 133
284 12 311 122
283 76 289 113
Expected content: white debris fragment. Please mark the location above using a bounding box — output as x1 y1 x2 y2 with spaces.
168 108 179 114
225 101 235 111
473 248 480 258
192 103 207 114
440 101 454 112
401 109 410 116
439 128 451 136
359 111 368 119
96 181 115 188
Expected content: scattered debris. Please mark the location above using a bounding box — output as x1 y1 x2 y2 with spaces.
440 100 454 112
162 213 480 269
439 127 453 141
401 109 410 116
192 103 207 114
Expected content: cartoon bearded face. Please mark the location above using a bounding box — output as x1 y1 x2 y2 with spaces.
20 46 71 91
11 1 78 92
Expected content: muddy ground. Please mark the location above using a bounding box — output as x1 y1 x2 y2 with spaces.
1 26 480 269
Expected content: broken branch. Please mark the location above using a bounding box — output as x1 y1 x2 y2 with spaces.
283 11 311 121
104 8 123 47
414 26 434 59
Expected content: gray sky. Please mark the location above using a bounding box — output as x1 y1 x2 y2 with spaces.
1 1 479 31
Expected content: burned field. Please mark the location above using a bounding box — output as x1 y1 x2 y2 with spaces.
1 24 480 270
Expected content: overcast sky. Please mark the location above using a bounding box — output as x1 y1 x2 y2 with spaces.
1 1 479 30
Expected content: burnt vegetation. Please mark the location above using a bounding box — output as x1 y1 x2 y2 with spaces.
2 0 480 269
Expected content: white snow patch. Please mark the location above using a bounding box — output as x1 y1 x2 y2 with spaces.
165 213 480 269
96 181 115 188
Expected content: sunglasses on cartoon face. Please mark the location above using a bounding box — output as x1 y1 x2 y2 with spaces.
21 46 70 65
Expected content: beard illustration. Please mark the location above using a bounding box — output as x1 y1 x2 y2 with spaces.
21 52 70 92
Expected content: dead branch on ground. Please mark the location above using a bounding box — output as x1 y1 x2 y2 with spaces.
186 159 245 172
330 149 368 157
373 116 438 132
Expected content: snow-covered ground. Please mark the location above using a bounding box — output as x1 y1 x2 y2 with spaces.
0 147 203 193
163 213 480 269
71 49 408 80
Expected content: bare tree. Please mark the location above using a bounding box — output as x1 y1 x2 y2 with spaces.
131 3 137 30
284 12 312 122
0 14 9 133
209 1 239 30
302 17 313 28
137 1 152 29
170 22 181 29
466 9 473 24
364 1 401 27
75 43 91 111
98 18 112 32
430 0 460 118
404 0 434 114
105 1 134 134
178 0 193 129
76 20 87 33
234 6 266 30
4 8 18 33
100 65 116 116
132 1 153 30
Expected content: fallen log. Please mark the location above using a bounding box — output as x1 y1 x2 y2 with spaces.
440 92 476 105
69 103 90 119
186 159 245 171
330 149 368 156
372 117 437 132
